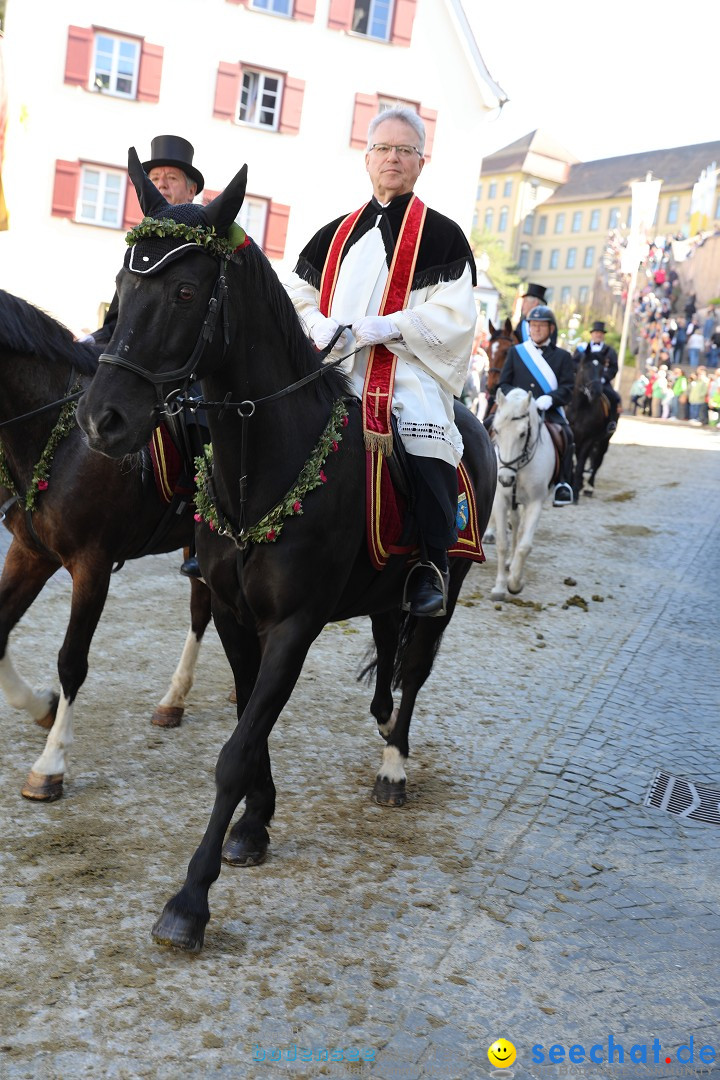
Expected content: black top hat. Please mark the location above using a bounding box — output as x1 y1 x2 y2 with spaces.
523 282 547 302
591 321 606 333
142 135 204 194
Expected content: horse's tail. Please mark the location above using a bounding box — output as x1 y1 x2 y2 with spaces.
356 611 425 690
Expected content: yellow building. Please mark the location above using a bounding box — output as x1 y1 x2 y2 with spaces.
475 129 720 322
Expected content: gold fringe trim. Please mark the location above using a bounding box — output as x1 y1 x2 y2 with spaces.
364 431 393 456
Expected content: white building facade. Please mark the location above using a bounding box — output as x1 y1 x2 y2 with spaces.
0 0 505 334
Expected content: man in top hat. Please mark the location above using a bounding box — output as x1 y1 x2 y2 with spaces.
515 283 548 343
572 320 620 432
85 136 207 577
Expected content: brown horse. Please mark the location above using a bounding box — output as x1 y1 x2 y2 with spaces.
483 318 519 428
0 288 212 801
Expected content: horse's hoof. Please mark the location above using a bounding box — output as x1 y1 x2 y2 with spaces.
490 589 506 601
507 583 523 595
151 705 184 728
151 908 206 952
222 834 268 866
34 692 60 730
21 771 63 801
372 776 407 807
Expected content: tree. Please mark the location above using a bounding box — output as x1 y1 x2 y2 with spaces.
470 228 521 320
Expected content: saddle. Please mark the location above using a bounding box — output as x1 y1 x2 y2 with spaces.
544 421 569 486
366 415 485 571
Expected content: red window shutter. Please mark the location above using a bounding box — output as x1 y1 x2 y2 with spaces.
293 0 316 21
226 0 248 4
51 160 81 218
264 201 290 260
350 92 379 149
122 182 143 229
202 190 221 205
390 0 416 46
327 0 353 31
64 26 93 87
214 62 241 120
137 42 163 103
279 77 305 136
419 106 437 161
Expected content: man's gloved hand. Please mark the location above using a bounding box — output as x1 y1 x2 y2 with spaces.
77 332 96 344
304 312 351 352
351 315 401 348
535 394 553 412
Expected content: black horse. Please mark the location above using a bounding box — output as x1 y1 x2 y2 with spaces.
0 288 212 801
77 150 497 952
568 350 615 497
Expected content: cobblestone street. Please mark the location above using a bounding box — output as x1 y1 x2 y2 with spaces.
0 417 718 1080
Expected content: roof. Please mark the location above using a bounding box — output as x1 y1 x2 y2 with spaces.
481 129 580 180
449 0 508 111
546 141 720 203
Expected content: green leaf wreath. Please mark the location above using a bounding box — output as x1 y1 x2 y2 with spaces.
0 387 81 511
193 399 350 544
125 218 247 259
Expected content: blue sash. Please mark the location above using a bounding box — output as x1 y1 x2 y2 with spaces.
515 340 557 395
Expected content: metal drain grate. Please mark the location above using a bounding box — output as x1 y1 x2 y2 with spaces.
645 770 720 825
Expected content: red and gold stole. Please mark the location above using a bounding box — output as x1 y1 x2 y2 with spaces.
319 195 427 455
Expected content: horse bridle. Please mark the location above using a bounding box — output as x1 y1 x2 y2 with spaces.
495 411 542 474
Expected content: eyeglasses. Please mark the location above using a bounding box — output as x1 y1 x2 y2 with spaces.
368 144 422 158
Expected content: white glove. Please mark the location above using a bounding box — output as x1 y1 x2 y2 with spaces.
77 332 96 344
536 394 553 411
303 311 351 352
351 315 401 348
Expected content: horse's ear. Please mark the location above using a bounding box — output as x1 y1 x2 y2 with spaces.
495 388 505 407
489 319 496 336
203 165 248 235
526 391 533 408
128 147 169 217
504 317 514 335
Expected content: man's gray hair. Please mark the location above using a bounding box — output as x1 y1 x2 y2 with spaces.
367 107 426 155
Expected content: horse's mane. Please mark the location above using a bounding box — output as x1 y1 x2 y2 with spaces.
238 242 353 404
0 289 99 376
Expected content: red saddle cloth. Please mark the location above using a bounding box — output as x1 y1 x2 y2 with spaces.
148 424 194 504
366 450 485 571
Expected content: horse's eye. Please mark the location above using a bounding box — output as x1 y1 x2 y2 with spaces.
178 285 195 302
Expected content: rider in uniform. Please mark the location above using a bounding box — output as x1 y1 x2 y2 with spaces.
572 320 620 433
497 305 575 505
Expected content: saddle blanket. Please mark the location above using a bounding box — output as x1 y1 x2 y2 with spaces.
148 425 194 504
367 450 485 571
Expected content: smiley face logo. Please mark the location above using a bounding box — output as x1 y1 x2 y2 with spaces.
488 1038 516 1068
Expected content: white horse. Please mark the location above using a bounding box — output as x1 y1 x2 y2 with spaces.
489 387 556 600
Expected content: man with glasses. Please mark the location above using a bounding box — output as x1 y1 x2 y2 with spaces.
285 106 477 616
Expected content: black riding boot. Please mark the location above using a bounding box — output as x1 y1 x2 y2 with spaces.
402 456 457 617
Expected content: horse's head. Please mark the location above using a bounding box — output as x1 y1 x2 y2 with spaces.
77 148 248 457
574 349 604 404
491 387 537 486
487 318 518 394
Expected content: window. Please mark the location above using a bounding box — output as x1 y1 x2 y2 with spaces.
571 211 582 232
65 27 163 102
583 246 595 268
93 34 139 96
476 182 482 200
77 166 126 228
561 286 571 304
239 69 282 128
523 213 534 236
545 288 554 303
608 207 620 229
484 208 494 230
667 197 679 224
252 0 291 12
238 196 269 243
532 250 542 270
498 206 508 232
554 213 565 234
589 209 600 231
503 180 512 197
566 247 577 269
488 181 497 199
549 249 559 269
538 215 547 236
579 286 589 304
353 0 394 39
519 243 529 269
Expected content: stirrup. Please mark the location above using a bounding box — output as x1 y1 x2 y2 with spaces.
553 482 574 506
402 561 449 618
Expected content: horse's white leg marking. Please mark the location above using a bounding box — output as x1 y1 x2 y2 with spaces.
490 492 510 600
30 695 74 778
156 628 202 710
377 706 398 739
0 651 56 721
376 744 407 784
507 498 544 595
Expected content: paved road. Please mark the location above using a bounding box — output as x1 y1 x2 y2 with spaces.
0 417 718 1080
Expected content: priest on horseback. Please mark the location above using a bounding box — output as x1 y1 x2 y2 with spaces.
284 106 478 616
497 305 576 505
572 320 620 433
